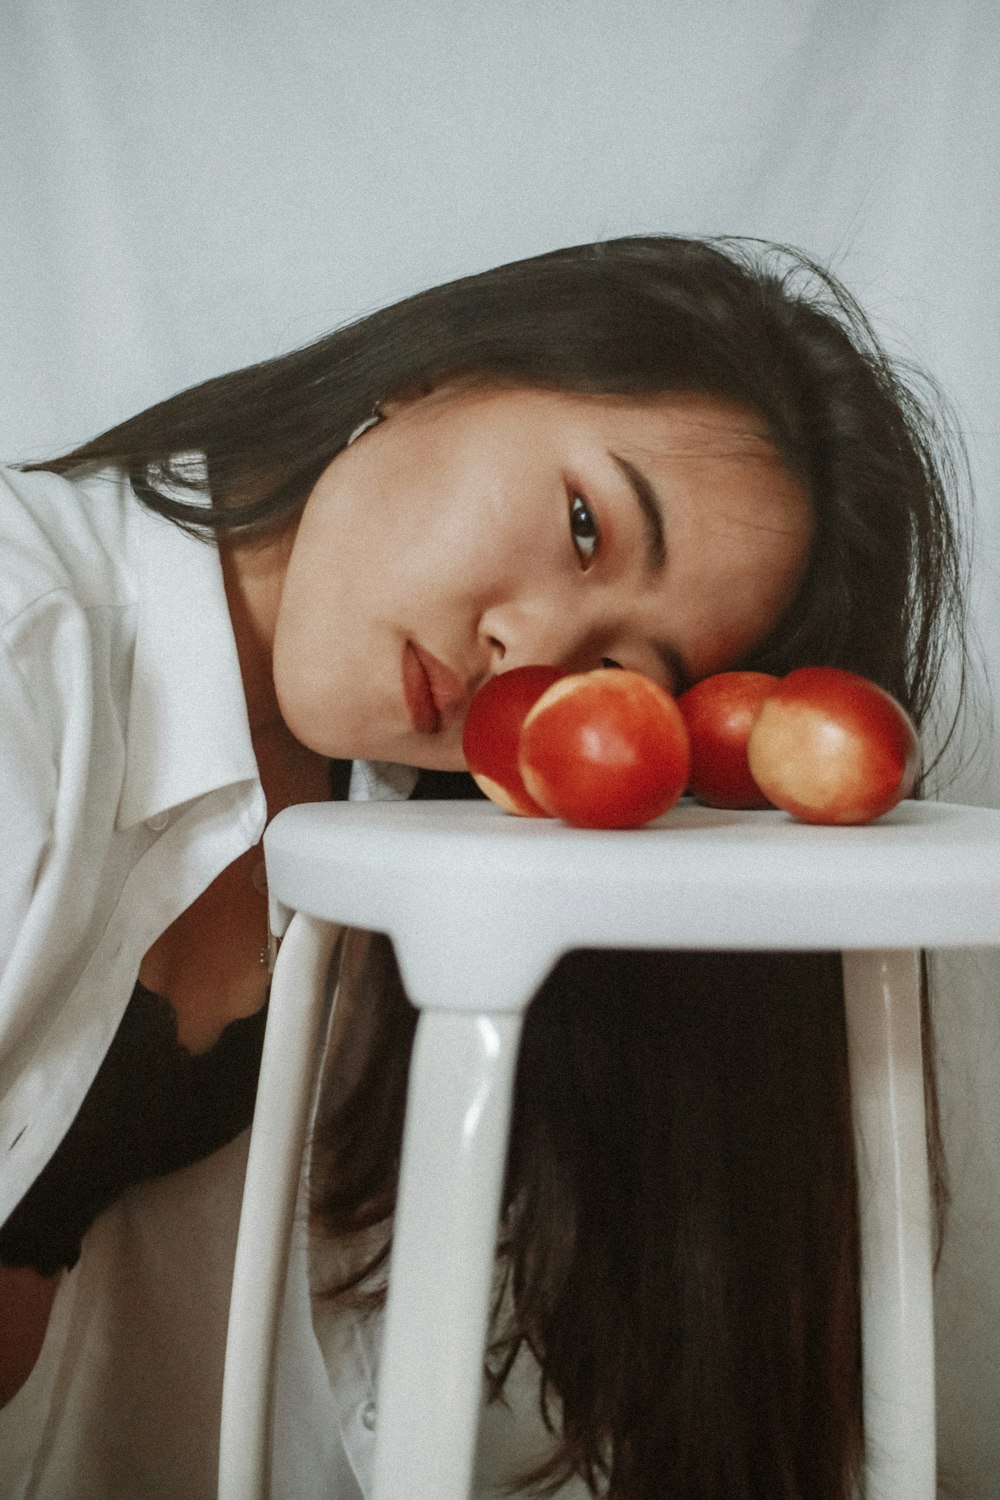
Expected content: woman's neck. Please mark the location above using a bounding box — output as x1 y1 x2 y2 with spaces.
219 528 295 733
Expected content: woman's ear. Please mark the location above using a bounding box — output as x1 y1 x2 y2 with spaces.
372 377 494 436
346 385 436 445
378 380 438 419
377 394 409 419
346 409 384 445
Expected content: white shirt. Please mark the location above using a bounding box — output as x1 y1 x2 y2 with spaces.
0 462 583 1498
0 460 266 1224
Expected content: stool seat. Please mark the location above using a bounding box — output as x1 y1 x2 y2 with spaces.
220 799 1000 1500
263 798 1000 1004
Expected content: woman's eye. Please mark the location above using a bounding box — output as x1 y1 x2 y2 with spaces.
569 493 600 569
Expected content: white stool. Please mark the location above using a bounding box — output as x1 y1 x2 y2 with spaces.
219 799 1000 1500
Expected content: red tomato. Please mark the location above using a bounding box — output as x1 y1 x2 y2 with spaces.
462 665 564 816
746 667 920 825
676 671 778 809
518 669 690 830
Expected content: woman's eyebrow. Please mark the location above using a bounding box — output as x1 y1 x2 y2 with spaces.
606 452 688 688
610 453 667 576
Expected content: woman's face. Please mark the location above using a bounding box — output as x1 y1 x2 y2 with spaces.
273 383 814 771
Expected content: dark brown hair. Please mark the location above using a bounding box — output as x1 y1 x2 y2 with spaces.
29 234 967 766
313 930 867 1499
32 234 966 1495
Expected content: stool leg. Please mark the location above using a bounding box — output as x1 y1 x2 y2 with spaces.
372 1009 524 1500
841 949 935 1500
219 913 344 1500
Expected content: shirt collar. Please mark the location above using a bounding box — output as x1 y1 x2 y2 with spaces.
116 466 260 830
348 759 420 802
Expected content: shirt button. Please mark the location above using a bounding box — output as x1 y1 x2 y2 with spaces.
146 812 170 832
360 1400 377 1431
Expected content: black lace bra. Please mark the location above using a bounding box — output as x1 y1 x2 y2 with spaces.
0 982 269 1276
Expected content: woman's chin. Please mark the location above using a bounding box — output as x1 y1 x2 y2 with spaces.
394 743 469 775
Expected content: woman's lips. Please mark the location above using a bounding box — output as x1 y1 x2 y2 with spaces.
402 642 466 734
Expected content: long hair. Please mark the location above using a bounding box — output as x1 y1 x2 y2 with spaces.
32 235 966 1494
313 918 872 1500
28 234 967 768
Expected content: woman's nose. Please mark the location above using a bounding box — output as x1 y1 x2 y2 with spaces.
480 596 592 674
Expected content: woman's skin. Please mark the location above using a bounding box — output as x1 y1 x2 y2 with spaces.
1 384 814 1409
270 383 815 769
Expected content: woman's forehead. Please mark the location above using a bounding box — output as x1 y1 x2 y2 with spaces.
468 384 785 463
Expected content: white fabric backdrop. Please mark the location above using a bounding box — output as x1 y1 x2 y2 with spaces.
2 1 998 1490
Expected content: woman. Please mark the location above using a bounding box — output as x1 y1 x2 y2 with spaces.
0 235 966 1496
